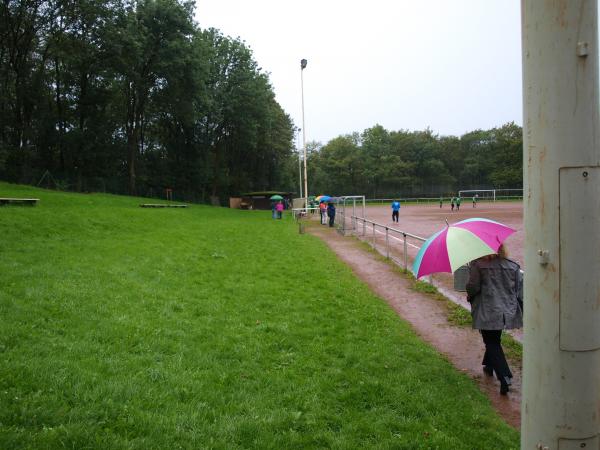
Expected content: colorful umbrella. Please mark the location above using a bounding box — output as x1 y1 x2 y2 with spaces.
412 218 516 279
315 195 331 203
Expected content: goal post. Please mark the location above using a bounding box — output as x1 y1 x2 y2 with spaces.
337 195 366 234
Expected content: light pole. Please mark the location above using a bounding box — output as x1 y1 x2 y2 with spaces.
300 58 308 211
296 127 303 199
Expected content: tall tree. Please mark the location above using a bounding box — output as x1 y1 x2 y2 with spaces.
117 0 195 194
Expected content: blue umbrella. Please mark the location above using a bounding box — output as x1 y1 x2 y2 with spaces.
316 195 331 203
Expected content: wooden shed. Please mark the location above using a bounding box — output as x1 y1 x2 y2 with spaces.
231 191 294 210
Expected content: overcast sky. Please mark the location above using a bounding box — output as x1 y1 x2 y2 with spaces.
195 0 522 146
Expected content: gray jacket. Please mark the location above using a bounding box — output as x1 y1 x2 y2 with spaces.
466 256 523 330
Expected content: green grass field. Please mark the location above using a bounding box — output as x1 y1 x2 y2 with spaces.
0 182 519 449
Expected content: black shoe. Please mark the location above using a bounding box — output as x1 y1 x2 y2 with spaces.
500 383 509 395
483 366 493 377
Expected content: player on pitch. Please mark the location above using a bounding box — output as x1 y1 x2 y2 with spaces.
391 199 400 223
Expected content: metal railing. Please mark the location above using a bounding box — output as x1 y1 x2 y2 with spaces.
291 207 319 220
347 215 426 272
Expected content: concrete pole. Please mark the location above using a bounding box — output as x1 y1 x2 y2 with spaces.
521 1 600 448
300 59 308 211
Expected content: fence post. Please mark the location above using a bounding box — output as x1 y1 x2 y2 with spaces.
403 233 408 272
372 222 376 249
385 227 389 259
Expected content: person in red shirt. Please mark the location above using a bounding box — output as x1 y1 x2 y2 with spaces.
319 201 327 225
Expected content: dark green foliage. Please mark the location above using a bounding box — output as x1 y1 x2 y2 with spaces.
0 0 295 202
309 123 523 197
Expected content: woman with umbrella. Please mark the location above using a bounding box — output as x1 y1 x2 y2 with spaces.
466 244 523 395
269 195 283 219
413 217 521 395
319 200 327 225
316 195 331 225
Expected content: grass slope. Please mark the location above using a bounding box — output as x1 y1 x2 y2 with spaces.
0 182 519 449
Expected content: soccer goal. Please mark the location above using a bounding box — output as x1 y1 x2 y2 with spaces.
458 189 523 202
338 195 366 234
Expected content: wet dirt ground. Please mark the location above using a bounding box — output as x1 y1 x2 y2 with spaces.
308 219 522 429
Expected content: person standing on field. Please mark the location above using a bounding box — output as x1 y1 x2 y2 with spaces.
450 197 455 211
473 194 478 208
466 244 523 395
456 196 462 211
271 201 277 219
276 201 284 219
319 201 327 225
327 202 336 227
391 200 400 223
439 197 443 208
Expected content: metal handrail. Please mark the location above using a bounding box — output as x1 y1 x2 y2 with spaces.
348 215 426 271
291 207 320 220
351 216 426 241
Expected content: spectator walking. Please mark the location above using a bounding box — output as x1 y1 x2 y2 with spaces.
276 201 284 219
327 202 336 227
391 200 400 223
466 244 523 395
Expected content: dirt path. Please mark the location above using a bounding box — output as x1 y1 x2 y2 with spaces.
308 224 521 429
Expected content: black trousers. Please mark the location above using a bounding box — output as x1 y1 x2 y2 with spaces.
480 330 512 381
392 210 399 222
328 215 335 227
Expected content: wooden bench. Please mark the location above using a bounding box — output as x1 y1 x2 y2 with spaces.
0 197 39 206
139 203 187 208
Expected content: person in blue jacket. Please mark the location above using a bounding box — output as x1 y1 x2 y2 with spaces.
391 200 400 223
327 202 336 227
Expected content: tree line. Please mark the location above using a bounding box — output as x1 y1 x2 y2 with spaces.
1 0 295 202
306 122 523 198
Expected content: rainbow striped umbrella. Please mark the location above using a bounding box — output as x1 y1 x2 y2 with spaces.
412 218 516 279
